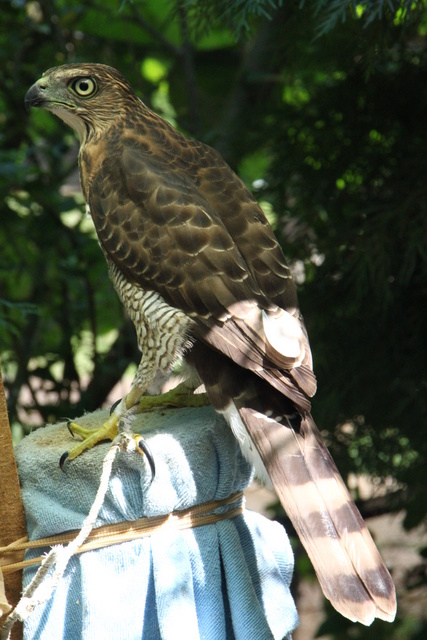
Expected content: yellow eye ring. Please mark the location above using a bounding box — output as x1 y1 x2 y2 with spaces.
70 77 97 98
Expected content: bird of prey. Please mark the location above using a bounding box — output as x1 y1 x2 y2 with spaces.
26 63 396 626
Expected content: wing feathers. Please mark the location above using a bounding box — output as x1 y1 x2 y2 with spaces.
199 320 313 411
262 308 304 361
288 364 317 398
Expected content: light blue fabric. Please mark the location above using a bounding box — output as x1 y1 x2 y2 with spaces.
15 405 298 639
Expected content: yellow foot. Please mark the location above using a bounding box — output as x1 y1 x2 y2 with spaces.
138 381 209 412
60 413 120 468
60 413 155 482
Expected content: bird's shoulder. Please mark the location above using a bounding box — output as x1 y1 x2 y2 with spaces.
79 108 297 314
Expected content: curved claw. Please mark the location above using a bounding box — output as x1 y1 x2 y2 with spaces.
59 451 69 472
137 438 156 484
110 398 122 416
66 420 76 438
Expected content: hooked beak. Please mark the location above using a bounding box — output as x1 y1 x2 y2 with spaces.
25 81 47 111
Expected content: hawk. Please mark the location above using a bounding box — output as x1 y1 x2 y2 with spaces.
25 64 396 626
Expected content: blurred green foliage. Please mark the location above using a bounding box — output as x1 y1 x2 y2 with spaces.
0 0 426 637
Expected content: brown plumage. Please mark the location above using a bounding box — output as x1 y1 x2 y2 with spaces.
26 63 396 625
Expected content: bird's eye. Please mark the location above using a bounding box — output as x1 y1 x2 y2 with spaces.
70 77 97 98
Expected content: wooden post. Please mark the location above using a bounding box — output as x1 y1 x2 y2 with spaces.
0 369 26 640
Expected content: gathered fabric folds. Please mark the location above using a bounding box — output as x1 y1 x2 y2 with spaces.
15 405 298 639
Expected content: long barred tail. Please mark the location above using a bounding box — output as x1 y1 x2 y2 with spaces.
190 343 396 624
238 407 397 625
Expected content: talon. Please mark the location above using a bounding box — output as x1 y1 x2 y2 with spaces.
137 438 156 484
110 398 122 416
59 451 69 471
66 420 76 438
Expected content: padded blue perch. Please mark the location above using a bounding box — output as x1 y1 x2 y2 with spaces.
15 405 298 640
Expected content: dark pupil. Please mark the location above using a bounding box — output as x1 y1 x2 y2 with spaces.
79 80 89 92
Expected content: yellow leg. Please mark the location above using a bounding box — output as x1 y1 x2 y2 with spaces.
137 381 209 411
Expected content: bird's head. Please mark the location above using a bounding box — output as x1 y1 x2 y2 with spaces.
25 63 139 142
